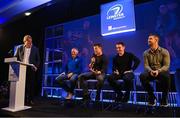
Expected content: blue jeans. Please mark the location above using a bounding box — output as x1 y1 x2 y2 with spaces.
56 74 78 94
78 72 105 97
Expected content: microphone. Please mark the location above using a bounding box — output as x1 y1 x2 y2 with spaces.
7 49 14 57
89 57 95 69
90 57 95 65
8 49 13 54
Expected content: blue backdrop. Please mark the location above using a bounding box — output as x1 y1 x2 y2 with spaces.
59 0 180 73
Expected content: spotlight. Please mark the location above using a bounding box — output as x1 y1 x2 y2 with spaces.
25 12 31 16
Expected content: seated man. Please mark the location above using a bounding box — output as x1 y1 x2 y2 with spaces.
108 42 140 103
78 43 108 102
56 48 82 99
140 34 171 107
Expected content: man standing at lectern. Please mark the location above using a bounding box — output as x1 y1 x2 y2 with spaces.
14 35 40 105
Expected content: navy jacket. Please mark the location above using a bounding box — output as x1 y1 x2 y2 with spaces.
65 56 82 74
14 44 40 68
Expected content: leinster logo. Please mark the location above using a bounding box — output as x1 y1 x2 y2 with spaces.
107 4 125 20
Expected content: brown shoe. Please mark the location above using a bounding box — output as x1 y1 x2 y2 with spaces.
66 93 73 100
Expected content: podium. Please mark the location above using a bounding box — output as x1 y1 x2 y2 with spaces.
2 57 35 112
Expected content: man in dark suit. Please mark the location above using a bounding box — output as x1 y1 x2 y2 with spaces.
14 35 40 105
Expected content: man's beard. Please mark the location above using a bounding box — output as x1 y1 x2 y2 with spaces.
148 42 153 47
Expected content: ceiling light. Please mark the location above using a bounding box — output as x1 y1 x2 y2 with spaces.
25 12 31 16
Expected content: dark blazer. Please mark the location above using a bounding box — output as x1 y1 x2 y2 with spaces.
14 44 40 68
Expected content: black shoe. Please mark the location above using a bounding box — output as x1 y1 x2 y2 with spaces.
122 93 130 103
25 100 34 106
25 99 29 105
160 99 168 107
81 95 90 107
82 94 90 102
148 97 156 106
30 100 34 105
115 94 123 103
95 94 100 102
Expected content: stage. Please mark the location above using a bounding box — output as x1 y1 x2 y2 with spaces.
0 97 179 117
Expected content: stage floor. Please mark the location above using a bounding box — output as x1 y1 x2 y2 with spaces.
0 97 179 117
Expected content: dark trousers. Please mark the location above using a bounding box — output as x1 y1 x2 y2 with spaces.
78 72 105 97
108 72 134 97
26 67 36 102
56 74 78 94
139 71 171 101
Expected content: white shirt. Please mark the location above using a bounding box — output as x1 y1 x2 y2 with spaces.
23 47 31 64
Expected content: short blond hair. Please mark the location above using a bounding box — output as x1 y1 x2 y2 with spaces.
23 35 32 42
71 48 79 54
